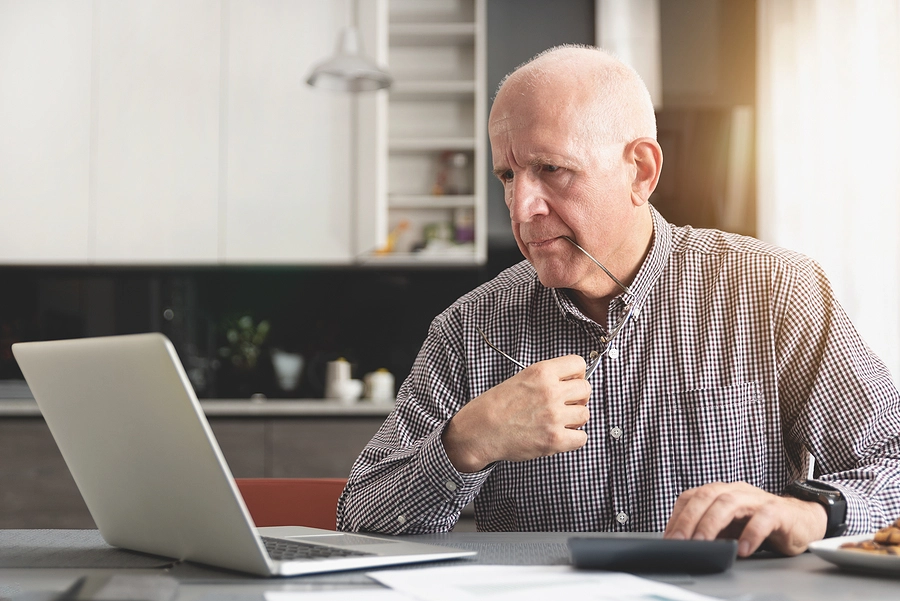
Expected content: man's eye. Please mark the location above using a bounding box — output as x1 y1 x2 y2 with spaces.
543 165 560 173
500 169 514 181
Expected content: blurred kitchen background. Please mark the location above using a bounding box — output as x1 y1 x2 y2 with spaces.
3 0 899 399
4 0 900 530
0 0 771 400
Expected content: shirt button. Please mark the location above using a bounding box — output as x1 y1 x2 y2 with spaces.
444 480 458 492
397 515 406 525
609 426 622 439
616 512 629 525
607 347 619 359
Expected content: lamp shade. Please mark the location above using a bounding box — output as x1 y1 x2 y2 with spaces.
306 27 392 92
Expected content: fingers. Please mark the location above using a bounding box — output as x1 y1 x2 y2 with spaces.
564 403 590 430
665 484 761 552
737 508 779 557
665 484 724 540
528 355 591 405
443 353 593 471
664 483 825 558
533 354 588 382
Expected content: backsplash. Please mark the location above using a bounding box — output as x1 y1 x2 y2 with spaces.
0 246 524 399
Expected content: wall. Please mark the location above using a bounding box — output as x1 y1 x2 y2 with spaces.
485 0 596 248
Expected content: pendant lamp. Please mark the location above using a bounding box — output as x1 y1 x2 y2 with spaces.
306 26 392 92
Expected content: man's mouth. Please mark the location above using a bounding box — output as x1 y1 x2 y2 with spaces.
528 236 566 248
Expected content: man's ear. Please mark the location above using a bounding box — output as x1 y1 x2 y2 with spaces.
626 137 663 206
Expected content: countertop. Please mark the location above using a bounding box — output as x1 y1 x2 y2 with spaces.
0 398 396 417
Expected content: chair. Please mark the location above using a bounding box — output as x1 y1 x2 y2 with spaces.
234 478 347 530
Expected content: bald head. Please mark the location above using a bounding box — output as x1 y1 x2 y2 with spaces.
494 46 656 146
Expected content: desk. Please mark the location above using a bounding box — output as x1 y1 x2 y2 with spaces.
1 530 897 601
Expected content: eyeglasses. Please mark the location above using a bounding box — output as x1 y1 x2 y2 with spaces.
477 235 635 380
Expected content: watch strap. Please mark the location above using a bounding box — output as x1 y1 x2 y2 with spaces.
784 479 848 538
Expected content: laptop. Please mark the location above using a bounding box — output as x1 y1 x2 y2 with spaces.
12 333 475 577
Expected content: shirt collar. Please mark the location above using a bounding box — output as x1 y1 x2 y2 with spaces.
551 204 673 324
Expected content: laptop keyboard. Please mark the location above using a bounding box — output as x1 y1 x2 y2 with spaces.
261 536 373 561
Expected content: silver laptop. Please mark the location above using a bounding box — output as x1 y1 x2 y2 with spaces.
12 333 475 577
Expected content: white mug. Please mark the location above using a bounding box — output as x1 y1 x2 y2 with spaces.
325 358 352 400
334 378 364 404
364 369 395 403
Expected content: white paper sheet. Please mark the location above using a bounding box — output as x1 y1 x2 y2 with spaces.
367 565 724 601
266 590 417 601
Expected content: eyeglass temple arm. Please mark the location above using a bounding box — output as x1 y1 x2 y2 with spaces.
560 236 632 296
585 350 601 379
479 328 602 380
476 328 528 369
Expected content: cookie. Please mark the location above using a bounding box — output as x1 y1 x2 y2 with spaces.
840 540 900 555
873 525 900 545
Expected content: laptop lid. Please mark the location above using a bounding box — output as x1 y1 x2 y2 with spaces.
12 333 474 576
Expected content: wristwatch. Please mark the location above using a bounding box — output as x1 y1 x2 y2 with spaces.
783 479 848 538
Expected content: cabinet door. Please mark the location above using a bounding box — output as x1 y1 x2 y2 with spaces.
91 0 221 263
209 418 267 478
222 0 354 264
269 418 382 478
0 419 94 528
0 0 92 263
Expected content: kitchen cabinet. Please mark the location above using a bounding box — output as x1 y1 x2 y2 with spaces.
357 0 488 265
0 412 384 529
0 0 354 265
222 0 354 264
91 1 221 263
0 0 92 263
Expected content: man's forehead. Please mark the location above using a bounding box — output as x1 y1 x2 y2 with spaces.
489 95 581 143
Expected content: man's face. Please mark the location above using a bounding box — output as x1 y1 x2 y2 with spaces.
488 84 634 297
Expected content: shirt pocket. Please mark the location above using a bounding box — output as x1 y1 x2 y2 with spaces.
665 382 765 491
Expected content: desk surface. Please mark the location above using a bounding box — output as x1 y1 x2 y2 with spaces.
1 530 897 601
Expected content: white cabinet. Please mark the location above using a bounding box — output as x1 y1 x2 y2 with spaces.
0 0 355 265
222 0 354 264
91 0 221 264
0 0 93 263
357 0 487 265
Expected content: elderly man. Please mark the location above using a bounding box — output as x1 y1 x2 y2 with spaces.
337 46 900 558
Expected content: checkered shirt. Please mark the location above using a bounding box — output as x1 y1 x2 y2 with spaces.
337 205 900 535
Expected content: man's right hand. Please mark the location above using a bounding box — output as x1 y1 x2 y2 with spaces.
441 355 592 473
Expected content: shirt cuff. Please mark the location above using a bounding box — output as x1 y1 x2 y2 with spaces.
417 423 493 504
819 479 872 535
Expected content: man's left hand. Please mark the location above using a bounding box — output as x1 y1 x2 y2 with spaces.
663 482 828 557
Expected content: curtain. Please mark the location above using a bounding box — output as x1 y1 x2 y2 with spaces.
757 0 900 382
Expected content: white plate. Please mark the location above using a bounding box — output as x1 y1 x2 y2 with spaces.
808 534 900 576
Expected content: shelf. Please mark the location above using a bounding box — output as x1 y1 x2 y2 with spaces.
389 22 476 45
358 249 479 266
355 0 485 267
391 80 476 99
388 0 476 26
389 194 476 209
390 137 476 151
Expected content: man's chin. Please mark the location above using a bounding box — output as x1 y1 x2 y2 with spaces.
532 263 575 290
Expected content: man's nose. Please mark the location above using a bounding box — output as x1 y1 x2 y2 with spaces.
507 175 548 223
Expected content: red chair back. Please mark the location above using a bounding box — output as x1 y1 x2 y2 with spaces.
235 478 347 530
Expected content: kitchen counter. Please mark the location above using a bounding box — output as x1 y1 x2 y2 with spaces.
1 398 393 528
0 398 395 417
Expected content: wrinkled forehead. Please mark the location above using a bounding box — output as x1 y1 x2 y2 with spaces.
489 75 594 147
